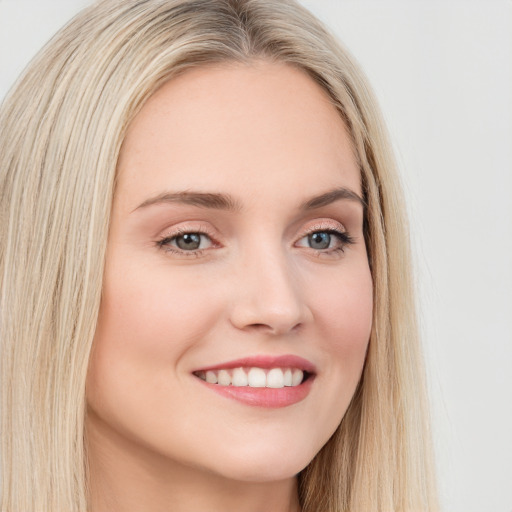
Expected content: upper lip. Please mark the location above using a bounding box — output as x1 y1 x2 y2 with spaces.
193 354 317 374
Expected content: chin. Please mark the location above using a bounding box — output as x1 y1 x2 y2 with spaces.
199 438 319 483
210 460 308 484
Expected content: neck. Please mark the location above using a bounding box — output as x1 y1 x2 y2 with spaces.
86 412 301 512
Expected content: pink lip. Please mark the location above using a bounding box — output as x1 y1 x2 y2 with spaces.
192 354 316 409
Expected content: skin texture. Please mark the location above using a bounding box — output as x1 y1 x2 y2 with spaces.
86 61 373 512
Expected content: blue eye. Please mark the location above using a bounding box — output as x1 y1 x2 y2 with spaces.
308 232 332 250
296 229 354 253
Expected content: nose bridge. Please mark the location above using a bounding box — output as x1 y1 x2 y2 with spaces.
229 238 309 334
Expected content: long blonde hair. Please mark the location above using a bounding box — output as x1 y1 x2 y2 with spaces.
0 1 438 510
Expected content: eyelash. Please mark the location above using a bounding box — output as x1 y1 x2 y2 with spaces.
155 225 355 258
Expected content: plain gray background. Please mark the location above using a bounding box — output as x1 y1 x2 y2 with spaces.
1 1 511 511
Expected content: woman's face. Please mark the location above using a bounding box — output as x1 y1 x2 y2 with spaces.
86 61 373 482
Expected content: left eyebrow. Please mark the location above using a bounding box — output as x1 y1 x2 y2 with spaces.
300 187 365 210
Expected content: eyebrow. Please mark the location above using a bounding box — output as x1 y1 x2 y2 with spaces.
132 186 365 213
299 187 365 210
132 191 242 212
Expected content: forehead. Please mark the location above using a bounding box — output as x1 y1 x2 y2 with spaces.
116 61 361 212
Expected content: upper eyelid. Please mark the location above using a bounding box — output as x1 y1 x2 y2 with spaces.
297 219 348 235
159 222 218 239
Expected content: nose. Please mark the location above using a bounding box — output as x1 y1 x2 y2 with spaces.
229 250 312 336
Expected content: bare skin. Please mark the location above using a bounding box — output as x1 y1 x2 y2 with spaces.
86 61 372 512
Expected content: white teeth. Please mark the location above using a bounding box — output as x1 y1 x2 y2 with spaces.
248 367 267 387
205 371 217 384
218 369 231 386
291 369 303 386
232 367 248 387
267 368 285 388
284 368 293 386
197 367 307 388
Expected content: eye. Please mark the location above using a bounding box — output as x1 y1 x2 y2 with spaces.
157 231 214 254
296 228 354 253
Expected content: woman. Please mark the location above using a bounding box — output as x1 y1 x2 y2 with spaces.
0 0 438 511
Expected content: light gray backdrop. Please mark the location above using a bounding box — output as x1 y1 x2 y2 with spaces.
1 1 511 511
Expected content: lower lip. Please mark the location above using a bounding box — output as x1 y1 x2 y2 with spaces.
195 376 314 408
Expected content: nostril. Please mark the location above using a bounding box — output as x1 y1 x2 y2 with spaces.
244 321 303 336
249 323 270 330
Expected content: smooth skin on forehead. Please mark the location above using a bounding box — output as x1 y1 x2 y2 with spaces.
86 61 372 512
116 60 362 216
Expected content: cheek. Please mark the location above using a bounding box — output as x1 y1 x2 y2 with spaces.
86 259 221 417
313 261 373 376
95 260 219 355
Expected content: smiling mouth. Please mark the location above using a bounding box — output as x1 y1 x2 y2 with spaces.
193 367 312 388
191 355 316 407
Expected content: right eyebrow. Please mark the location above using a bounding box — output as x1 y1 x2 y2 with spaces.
131 191 242 213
